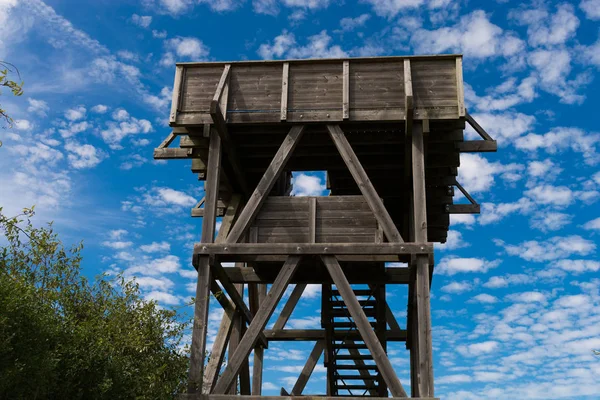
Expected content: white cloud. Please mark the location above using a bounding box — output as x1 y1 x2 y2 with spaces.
470 293 498 304
338 14 370 32
363 0 449 19
515 127 600 165
91 104 108 114
580 0 600 20
437 256 500 275
511 4 579 47
133 276 174 291
458 154 523 194
478 198 533 226
9 142 64 166
144 290 181 305
127 255 181 276
441 280 473 294
410 10 524 59
140 241 171 253
465 80 538 113
291 173 326 196
101 240 133 249
109 229 128 240
64 105 86 121
152 29 167 39
506 291 547 303
530 211 571 232
456 341 499 356
160 36 209 67
525 185 573 207
483 274 532 288
258 30 347 60
58 121 91 138
27 98 49 117
496 236 596 262
450 214 476 226
552 259 600 274
465 112 535 144
131 14 152 28
583 217 600 230
100 109 153 149
438 230 469 251
64 141 104 169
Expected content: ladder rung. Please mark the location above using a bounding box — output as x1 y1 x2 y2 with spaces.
334 385 377 390
332 289 374 296
335 354 374 360
336 374 377 380
331 321 376 328
335 364 378 370
333 343 368 349
330 300 377 307
332 308 376 317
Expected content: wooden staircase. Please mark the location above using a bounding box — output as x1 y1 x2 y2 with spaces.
323 285 388 397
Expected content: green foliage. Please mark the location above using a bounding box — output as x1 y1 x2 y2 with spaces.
0 61 24 129
0 207 190 399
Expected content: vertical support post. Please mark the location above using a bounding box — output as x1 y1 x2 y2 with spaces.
322 284 334 396
411 120 434 397
187 127 222 393
375 283 388 397
251 283 267 395
342 60 349 120
281 62 289 121
228 277 245 394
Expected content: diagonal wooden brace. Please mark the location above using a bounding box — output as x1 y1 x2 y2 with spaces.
326 124 404 243
212 256 302 394
321 255 408 398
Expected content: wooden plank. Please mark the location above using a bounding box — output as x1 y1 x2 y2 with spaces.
158 132 177 149
195 243 432 256
272 284 307 331
170 65 184 123
211 262 268 348
345 340 378 396
187 128 222 394
213 64 232 102
181 395 438 400
404 59 413 137
213 256 302 394
226 125 305 244
308 197 316 243
321 255 408 398
457 140 497 152
465 111 493 141
263 329 407 341
456 57 465 117
291 340 325 395
411 119 434 397
228 279 244 394
446 204 480 214
203 305 235 393
222 266 410 284
210 102 250 196
252 345 264 395
342 60 349 120
153 148 192 159
326 125 404 243
281 62 289 121
215 195 242 243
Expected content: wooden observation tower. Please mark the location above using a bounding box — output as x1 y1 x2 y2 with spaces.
155 55 497 399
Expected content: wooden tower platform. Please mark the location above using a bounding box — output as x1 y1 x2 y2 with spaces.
155 55 497 399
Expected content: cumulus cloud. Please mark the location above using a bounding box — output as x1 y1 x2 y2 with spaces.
438 230 470 251
495 235 596 262
515 127 600 165
291 173 327 196
258 30 347 60
27 98 50 117
437 256 500 276
580 0 600 20
510 4 579 47
140 241 171 253
64 141 105 169
410 10 524 60
458 154 524 194
131 14 152 28
160 36 209 67
100 108 153 149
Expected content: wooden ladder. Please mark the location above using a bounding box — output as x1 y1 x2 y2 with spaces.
323 284 388 397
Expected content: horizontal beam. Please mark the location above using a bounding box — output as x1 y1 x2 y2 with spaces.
153 148 192 159
222 266 411 284
446 204 480 214
180 395 439 400
457 140 497 152
194 243 433 256
264 329 407 341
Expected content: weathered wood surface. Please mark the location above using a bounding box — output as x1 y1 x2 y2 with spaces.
180 395 439 400
171 55 463 125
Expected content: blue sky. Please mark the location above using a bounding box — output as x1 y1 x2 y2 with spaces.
1 0 600 398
